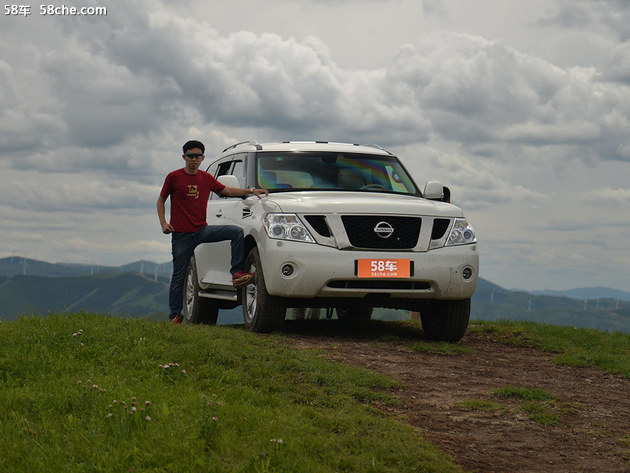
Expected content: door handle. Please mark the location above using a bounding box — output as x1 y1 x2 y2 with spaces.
215 209 223 217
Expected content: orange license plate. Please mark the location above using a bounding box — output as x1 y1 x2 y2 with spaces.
356 259 411 278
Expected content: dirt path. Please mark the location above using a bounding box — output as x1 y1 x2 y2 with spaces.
279 320 630 473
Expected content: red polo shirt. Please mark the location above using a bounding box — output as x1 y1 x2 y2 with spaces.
160 169 225 233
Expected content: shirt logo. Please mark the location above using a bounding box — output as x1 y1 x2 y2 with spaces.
187 185 199 199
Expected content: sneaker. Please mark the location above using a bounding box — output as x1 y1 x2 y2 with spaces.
232 270 255 287
171 315 183 324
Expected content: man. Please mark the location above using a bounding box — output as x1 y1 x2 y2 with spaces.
157 140 268 324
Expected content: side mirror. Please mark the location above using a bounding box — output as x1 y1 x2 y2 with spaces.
423 180 444 200
217 175 240 188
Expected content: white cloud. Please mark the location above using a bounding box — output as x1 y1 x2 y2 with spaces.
390 33 630 164
0 169 158 212
584 187 630 206
4 6 629 164
541 0 630 42
422 0 447 17
1 0 629 291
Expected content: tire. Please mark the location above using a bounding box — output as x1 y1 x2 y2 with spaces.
242 248 286 332
336 306 373 321
183 256 219 325
420 298 470 342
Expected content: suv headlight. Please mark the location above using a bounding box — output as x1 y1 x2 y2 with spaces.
446 218 477 246
263 213 315 243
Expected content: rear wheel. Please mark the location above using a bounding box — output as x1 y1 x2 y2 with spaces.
336 306 373 321
242 248 286 332
183 256 219 324
420 298 470 342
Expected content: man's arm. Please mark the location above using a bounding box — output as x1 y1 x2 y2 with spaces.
157 195 174 234
219 187 269 199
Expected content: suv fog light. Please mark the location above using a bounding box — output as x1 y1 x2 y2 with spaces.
462 266 473 280
281 264 294 277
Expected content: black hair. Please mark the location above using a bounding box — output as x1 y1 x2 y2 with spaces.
182 140 205 154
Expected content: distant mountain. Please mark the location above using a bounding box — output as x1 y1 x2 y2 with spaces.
530 287 630 302
0 257 241 323
471 279 630 333
0 272 169 321
0 257 172 280
1 257 628 333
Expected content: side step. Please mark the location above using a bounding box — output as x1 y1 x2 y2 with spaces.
199 288 238 302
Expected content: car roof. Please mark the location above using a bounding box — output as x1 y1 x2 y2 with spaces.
217 140 394 157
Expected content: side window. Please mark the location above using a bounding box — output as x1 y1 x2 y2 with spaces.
216 161 233 177
210 159 234 200
231 160 246 188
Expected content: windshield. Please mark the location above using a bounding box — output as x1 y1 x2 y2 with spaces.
256 151 418 195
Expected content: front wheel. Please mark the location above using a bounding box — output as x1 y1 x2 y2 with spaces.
420 298 470 342
183 256 219 325
242 248 286 332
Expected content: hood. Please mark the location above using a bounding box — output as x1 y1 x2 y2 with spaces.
262 191 464 217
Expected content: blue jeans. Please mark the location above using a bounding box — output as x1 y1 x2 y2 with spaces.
168 225 245 319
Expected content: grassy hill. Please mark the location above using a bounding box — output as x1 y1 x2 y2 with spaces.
0 313 465 473
1 314 629 472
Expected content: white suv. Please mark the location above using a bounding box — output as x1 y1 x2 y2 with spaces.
184 141 478 342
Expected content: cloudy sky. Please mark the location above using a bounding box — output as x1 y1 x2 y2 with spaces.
1 0 629 292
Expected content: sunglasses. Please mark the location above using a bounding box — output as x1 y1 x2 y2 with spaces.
184 153 204 159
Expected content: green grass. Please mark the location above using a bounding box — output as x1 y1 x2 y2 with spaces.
469 320 630 426
471 320 630 378
0 313 464 473
493 385 559 425
458 387 560 426
454 399 507 414
518 402 559 426
4 314 630 471
493 385 555 402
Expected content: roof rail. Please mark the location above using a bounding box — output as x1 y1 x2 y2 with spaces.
222 140 262 152
363 143 394 155
222 140 393 155
281 140 365 147
279 141 394 154
281 140 337 144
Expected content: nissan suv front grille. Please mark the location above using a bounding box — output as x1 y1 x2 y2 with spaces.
341 215 421 249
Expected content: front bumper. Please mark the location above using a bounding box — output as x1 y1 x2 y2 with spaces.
258 240 479 300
